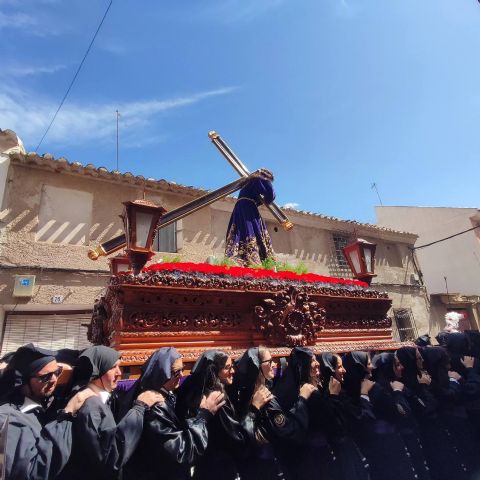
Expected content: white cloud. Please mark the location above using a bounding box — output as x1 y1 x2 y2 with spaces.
0 7 68 36
0 11 36 29
1 64 67 77
0 85 238 150
283 202 300 210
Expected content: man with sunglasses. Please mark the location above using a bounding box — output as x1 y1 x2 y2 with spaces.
0 343 94 479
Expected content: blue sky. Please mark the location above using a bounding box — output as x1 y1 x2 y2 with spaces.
1 0 479 223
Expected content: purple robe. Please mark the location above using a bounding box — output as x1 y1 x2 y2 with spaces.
225 177 275 266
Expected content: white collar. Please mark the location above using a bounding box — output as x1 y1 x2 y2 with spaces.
88 383 111 404
20 396 43 413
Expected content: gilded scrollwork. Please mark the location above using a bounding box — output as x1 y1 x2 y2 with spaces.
125 311 241 331
110 270 389 300
254 286 326 347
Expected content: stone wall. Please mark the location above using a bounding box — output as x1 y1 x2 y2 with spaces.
0 157 431 345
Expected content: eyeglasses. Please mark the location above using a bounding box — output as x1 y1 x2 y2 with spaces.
33 366 63 384
261 359 274 366
223 364 235 371
171 368 184 378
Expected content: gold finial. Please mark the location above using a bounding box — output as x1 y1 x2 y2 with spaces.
282 220 294 231
88 244 107 260
208 131 219 140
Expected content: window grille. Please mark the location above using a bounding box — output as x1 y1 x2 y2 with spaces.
329 233 353 277
393 308 418 342
153 222 177 253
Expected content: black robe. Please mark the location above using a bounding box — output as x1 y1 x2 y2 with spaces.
313 391 371 480
239 396 309 480
193 396 254 480
124 391 211 480
0 398 72 480
348 384 418 480
58 395 146 480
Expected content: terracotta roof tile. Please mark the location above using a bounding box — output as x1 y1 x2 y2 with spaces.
8 151 416 237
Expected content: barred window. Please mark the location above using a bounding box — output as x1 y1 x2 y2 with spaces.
153 223 177 253
393 308 418 342
329 233 353 278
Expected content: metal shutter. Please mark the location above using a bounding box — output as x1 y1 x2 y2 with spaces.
1 312 93 356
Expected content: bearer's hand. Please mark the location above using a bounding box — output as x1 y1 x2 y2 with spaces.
299 383 316 400
390 381 405 392
448 371 462 381
251 385 273 409
461 356 475 369
64 387 96 415
200 391 225 414
417 372 431 385
360 379 375 395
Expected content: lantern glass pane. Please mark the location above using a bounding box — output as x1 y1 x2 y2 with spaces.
117 263 130 272
349 249 361 274
135 211 153 248
364 247 372 272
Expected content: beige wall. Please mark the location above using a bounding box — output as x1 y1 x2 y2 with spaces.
376 206 480 295
0 158 430 340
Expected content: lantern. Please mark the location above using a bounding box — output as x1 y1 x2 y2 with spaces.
342 238 377 285
121 199 166 274
109 253 131 275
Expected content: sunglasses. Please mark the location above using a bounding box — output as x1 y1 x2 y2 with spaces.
33 366 63 384
171 368 184 378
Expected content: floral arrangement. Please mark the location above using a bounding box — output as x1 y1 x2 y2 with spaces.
143 262 368 287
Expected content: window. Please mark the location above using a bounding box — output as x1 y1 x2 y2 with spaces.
153 222 177 253
393 308 418 342
332 234 350 268
36 185 93 245
329 233 353 277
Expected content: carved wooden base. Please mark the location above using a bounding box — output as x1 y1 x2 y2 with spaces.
88 268 405 371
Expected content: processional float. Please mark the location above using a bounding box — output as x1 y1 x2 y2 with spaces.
87 132 403 373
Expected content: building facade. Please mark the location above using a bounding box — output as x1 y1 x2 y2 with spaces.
0 130 429 354
376 205 480 334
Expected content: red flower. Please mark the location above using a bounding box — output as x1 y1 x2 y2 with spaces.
143 262 368 287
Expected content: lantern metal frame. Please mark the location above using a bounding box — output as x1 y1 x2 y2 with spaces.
121 199 166 274
109 253 131 275
342 238 377 285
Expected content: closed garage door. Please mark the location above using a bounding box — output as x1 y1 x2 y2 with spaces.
1 312 93 356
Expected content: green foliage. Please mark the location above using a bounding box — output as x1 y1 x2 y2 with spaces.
260 257 277 270
212 256 238 267
161 255 182 263
159 254 309 275
260 257 309 275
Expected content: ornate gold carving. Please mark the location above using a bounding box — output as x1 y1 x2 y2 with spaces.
110 270 389 300
125 311 241 331
254 286 326 347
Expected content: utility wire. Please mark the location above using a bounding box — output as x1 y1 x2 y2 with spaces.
35 0 113 152
411 224 480 250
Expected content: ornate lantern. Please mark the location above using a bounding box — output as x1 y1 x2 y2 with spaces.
109 253 131 275
121 199 166 274
342 238 377 285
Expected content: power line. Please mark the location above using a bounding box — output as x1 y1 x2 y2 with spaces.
35 0 113 153
411 224 480 250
